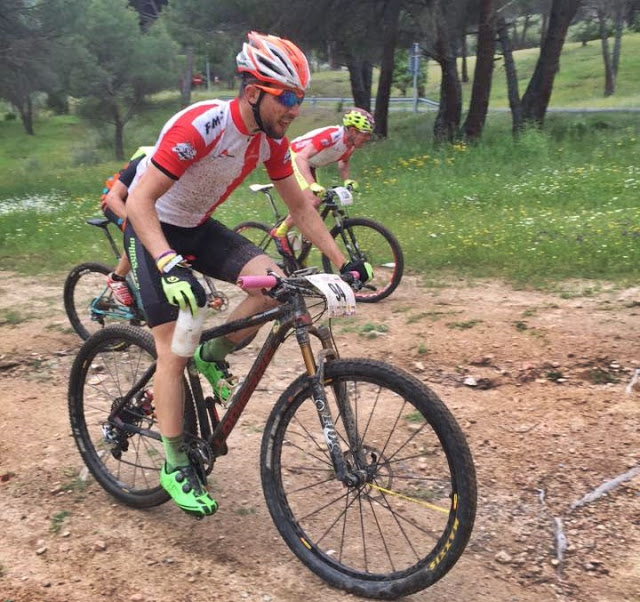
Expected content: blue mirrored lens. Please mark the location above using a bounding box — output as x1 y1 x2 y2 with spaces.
277 90 304 107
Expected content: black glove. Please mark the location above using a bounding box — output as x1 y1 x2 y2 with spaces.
160 259 207 314
340 259 373 284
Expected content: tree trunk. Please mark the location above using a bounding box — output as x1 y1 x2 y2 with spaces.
540 0 550 47
461 34 469 82
497 16 523 135
18 95 34 135
597 8 615 96
346 58 372 111
181 45 194 108
520 14 531 47
433 3 462 142
521 0 582 126
114 108 125 161
612 3 624 78
463 0 496 141
373 0 401 138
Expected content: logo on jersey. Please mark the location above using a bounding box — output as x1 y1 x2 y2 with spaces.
204 114 223 135
172 142 196 161
320 138 331 148
283 149 291 164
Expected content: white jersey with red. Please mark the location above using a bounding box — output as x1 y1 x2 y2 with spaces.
290 125 354 168
130 98 292 227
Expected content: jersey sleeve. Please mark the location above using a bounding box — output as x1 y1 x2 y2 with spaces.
118 156 143 188
264 137 294 181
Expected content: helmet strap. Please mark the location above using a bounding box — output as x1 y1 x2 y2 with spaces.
248 90 267 134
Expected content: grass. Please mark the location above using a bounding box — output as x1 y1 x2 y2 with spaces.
1 35 640 285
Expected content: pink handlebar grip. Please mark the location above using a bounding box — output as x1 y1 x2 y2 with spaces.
349 271 360 279
237 275 278 290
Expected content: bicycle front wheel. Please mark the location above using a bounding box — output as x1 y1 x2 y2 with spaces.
63 262 144 340
321 218 404 303
68 324 197 508
261 359 476 600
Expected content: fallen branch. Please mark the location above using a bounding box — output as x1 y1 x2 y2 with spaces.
570 465 640 511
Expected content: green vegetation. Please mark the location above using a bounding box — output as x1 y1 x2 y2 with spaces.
1 36 640 286
50 510 71 534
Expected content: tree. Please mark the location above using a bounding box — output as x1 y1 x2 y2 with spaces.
497 14 524 133
521 0 582 126
463 0 497 141
0 0 82 134
374 0 402 138
69 0 179 159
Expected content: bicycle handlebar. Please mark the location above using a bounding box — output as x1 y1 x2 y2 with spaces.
237 272 361 291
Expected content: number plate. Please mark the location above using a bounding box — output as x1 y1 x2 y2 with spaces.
306 274 356 317
333 186 353 206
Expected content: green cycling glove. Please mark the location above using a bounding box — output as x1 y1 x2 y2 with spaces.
158 253 206 314
340 259 373 284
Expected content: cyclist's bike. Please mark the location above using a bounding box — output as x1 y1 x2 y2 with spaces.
63 217 145 340
234 184 404 303
63 218 218 340
68 268 476 600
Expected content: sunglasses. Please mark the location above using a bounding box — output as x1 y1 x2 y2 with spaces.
254 84 304 107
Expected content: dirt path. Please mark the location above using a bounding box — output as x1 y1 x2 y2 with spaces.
0 272 638 602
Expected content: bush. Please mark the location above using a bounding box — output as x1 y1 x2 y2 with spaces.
4 113 17 121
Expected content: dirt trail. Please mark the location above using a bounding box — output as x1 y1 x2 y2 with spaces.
0 272 638 601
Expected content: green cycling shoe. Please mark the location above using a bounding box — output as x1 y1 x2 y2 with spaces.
193 345 235 403
160 462 218 517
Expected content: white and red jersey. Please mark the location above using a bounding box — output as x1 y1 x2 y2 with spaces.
290 125 354 168
130 98 292 227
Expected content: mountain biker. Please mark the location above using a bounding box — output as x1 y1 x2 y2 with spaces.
100 146 153 305
270 107 374 254
124 32 372 518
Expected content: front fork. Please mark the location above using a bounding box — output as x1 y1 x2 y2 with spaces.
298 322 368 487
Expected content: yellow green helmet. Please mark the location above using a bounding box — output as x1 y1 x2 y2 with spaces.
343 108 374 133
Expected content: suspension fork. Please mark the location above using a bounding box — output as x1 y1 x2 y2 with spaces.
299 319 366 486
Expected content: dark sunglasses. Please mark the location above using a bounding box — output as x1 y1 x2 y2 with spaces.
254 84 304 107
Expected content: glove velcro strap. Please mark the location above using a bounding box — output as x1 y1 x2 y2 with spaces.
159 254 184 273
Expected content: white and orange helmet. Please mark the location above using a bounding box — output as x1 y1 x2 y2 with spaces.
236 31 311 94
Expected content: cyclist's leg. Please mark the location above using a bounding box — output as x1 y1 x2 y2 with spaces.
124 223 217 516
188 220 283 399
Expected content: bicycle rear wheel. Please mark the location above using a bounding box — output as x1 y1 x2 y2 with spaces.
320 218 404 303
68 324 197 508
63 262 144 340
261 359 476 600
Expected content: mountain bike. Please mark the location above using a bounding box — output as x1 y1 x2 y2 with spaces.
63 217 219 340
234 184 404 303
68 268 476 600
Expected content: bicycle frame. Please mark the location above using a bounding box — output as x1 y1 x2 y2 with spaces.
252 185 356 266
107 285 361 484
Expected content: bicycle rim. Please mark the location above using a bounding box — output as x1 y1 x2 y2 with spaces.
64 262 142 340
261 359 476 599
68 324 195 508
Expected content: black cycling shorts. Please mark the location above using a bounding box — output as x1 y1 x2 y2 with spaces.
124 219 264 327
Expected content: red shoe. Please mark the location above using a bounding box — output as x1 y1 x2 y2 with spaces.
269 226 293 256
107 273 134 306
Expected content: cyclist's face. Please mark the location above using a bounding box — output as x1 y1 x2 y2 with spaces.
248 84 301 139
348 128 371 148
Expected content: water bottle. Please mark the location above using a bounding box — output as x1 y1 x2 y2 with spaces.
171 306 207 357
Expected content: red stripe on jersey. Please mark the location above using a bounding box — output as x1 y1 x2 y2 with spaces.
152 102 225 179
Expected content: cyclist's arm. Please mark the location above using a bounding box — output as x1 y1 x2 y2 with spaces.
293 143 320 187
125 164 176 262
273 175 346 269
104 179 129 221
337 159 350 182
